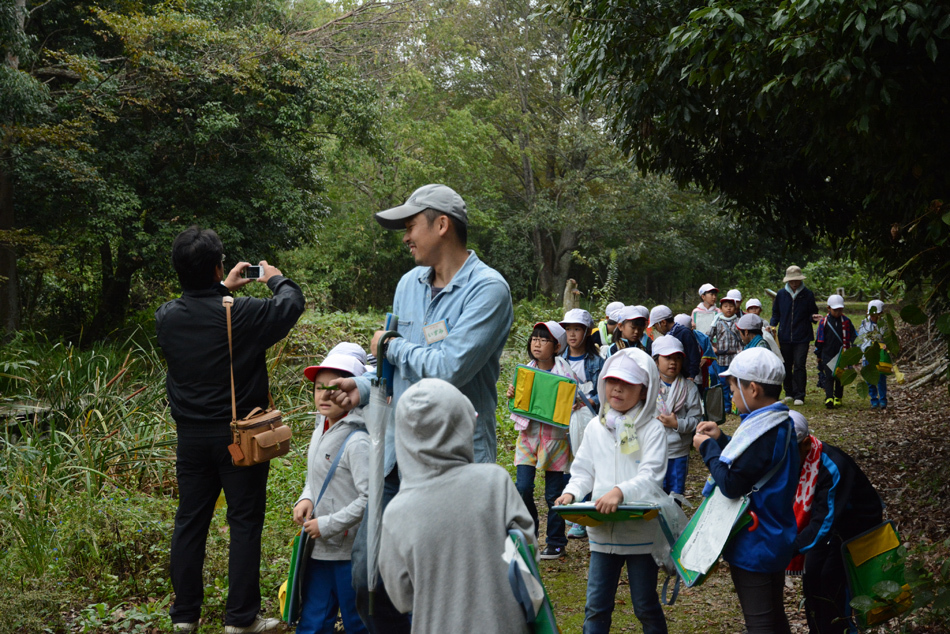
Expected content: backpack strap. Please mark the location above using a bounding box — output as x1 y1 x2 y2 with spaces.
311 428 368 517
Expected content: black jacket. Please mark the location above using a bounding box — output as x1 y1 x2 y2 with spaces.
770 286 819 344
156 276 305 440
793 443 883 554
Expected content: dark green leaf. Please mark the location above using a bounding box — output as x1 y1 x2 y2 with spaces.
850 595 874 612
937 313 950 335
872 579 903 600
861 364 880 386
839 368 858 386
900 305 928 325
856 381 869 399
840 347 864 366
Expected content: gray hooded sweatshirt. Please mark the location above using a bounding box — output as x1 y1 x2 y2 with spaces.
379 379 534 634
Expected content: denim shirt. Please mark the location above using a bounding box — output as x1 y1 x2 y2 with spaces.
356 251 513 474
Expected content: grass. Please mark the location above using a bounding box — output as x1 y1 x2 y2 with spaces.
0 305 941 633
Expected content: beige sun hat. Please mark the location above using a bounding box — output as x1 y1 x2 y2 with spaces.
783 265 806 282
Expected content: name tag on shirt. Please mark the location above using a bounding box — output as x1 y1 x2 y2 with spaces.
423 320 449 345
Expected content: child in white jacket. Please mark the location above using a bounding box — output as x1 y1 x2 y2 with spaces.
555 348 669 634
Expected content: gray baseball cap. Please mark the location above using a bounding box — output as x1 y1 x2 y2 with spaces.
375 184 468 230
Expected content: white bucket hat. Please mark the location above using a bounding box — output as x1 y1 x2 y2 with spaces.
721 289 742 304
652 334 685 357
648 305 674 328
674 313 692 329
867 299 885 315
737 313 764 331
605 301 624 319
560 308 594 330
619 305 648 323
720 347 786 385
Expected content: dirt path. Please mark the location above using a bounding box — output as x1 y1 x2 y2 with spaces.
535 352 950 633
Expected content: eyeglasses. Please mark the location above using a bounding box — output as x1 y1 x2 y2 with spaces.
530 337 554 344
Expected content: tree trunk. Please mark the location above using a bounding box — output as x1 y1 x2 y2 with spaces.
88 240 141 340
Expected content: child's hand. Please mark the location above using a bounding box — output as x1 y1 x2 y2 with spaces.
594 487 624 514
293 500 313 526
572 401 584 411
506 384 514 399
554 493 575 506
303 518 322 539
693 433 711 452
659 412 678 429
696 420 721 439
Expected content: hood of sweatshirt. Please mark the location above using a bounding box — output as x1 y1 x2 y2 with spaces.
394 378 475 486
595 347 660 429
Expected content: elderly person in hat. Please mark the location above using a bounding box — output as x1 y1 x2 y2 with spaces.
770 265 820 406
325 184 514 631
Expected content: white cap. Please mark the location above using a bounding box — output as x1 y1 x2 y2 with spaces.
328 342 368 364
719 347 786 385
561 308 594 330
535 321 567 352
602 351 648 385
698 283 718 296
649 305 674 328
605 301 624 319
737 313 764 331
619 305 648 323
674 313 692 329
868 299 885 315
652 334 685 357
790 410 809 442
304 353 367 382
721 289 742 304
745 298 762 310
827 294 845 310
608 306 625 322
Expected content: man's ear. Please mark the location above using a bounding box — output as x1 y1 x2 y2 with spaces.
437 214 450 237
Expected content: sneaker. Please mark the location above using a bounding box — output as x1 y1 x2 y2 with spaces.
825 398 835 409
794 399 804 406
567 523 588 539
224 617 281 634
540 545 566 560
783 396 793 403
173 624 197 633
834 398 842 407
870 401 879 409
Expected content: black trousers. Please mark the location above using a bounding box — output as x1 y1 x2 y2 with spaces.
803 539 850 634
822 362 844 401
350 468 411 634
169 439 269 627
781 342 810 401
730 566 792 634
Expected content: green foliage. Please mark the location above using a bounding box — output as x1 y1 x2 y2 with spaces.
551 0 950 318
7 0 379 337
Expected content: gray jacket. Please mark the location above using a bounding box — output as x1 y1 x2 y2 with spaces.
663 379 703 459
296 410 369 561
379 379 533 633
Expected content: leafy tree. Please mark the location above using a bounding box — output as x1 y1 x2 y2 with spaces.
5 0 378 337
552 0 950 310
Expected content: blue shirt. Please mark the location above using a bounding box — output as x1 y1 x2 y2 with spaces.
356 251 513 473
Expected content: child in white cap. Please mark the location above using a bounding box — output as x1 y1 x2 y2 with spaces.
607 306 652 356
737 314 770 350
693 348 799 634
707 290 743 411
745 298 763 316
652 335 701 499
594 301 625 353
556 348 668 634
295 349 371 634
856 299 890 410
815 295 857 409
692 283 720 328
505 321 575 559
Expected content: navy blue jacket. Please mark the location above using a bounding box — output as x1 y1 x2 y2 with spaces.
770 286 819 344
794 443 883 555
668 322 701 379
700 408 800 573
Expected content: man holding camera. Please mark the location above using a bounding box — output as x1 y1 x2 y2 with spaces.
156 226 305 633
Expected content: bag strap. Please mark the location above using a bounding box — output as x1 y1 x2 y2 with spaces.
224 296 277 421
751 419 793 493
824 317 843 344
223 296 237 421
311 428 367 518
661 573 681 606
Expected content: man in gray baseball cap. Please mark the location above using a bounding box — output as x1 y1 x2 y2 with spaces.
330 184 514 632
